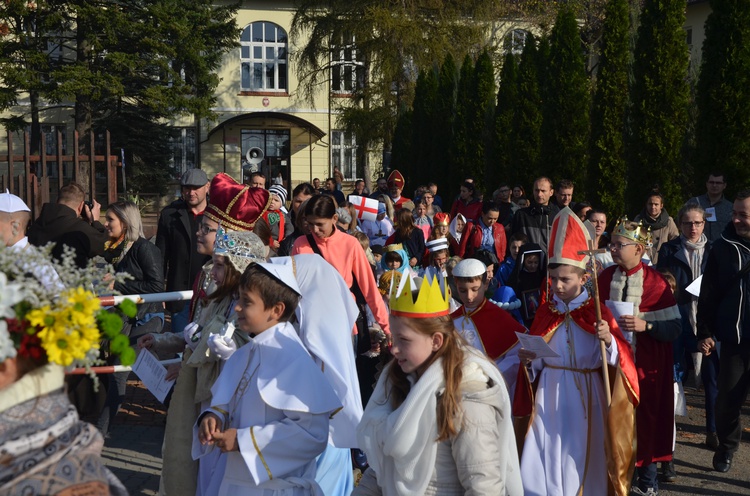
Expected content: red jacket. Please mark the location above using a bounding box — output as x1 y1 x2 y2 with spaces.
457 220 507 260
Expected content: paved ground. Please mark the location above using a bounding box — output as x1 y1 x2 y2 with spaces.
101 377 750 496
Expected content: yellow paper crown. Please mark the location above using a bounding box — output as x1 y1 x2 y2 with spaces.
383 243 404 253
613 216 652 246
389 272 451 318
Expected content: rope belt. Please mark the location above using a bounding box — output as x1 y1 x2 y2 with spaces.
545 364 599 374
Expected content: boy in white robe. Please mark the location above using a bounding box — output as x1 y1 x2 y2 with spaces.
193 262 341 495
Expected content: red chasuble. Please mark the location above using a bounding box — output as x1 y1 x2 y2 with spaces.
450 298 524 360
598 262 679 466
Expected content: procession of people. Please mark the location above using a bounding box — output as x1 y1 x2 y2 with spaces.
1 167 749 496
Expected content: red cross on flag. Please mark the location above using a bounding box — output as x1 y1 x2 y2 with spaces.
350 195 379 222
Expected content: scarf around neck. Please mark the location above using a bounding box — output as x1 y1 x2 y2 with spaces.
357 349 503 495
639 208 671 231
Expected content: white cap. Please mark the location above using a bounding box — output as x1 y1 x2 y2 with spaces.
0 190 30 213
426 238 449 253
255 262 301 295
452 258 487 278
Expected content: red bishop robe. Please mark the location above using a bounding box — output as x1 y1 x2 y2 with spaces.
513 295 640 496
391 196 411 211
598 262 680 467
451 298 525 360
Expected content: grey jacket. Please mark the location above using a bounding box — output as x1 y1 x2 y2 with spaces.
690 193 733 243
354 380 523 496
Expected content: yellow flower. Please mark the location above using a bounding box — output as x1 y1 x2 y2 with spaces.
65 287 101 316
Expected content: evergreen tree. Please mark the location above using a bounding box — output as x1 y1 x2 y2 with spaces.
513 33 543 189
389 109 413 175
435 54 458 200
492 52 519 188
694 0 750 197
452 54 476 187
541 6 590 197
411 68 439 187
628 0 689 214
588 0 630 216
472 50 497 189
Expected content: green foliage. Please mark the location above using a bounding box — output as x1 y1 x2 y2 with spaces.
452 55 476 186
0 0 238 193
541 6 591 198
588 0 630 217
435 54 459 200
492 52 519 188
628 0 690 214
473 50 497 188
694 0 750 197
513 33 543 188
389 110 413 175
411 68 440 187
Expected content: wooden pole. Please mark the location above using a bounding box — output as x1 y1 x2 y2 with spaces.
579 239 612 406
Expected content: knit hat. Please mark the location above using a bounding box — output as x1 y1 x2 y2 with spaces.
269 184 287 205
204 173 271 232
426 238 449 253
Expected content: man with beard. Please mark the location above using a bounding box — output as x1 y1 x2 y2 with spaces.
156 169 211 334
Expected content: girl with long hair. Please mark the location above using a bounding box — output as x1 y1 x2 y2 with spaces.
355 276 522 495
386 208 426 268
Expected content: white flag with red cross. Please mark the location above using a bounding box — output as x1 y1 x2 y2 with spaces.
350 195 378 222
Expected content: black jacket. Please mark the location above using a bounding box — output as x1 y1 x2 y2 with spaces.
155 199 209 312
657 236 711 355
697 224 750 345
114 237 165 295
28 203 109 267
510 202 559 254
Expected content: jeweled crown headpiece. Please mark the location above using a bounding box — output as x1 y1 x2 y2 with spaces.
389 269 451 318
613 216 652 247
214 225 267 273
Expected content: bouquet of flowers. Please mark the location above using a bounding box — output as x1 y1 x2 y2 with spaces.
0 244 137 372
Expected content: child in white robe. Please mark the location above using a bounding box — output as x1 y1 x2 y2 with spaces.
193 262 341 495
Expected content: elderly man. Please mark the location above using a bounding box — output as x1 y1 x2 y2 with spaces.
156 169 211 334
511 177 560 254
690 172 733 242
698 189 750 474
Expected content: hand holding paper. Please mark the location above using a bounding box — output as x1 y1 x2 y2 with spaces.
515 332 560 359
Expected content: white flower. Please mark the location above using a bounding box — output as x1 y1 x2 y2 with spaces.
0 272 25 319
0 320 17 363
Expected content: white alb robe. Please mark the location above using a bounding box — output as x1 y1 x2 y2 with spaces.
520 290 619 496
192 322 341 496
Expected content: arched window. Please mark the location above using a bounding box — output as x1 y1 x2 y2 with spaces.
240 22 288 92
503 29 529 56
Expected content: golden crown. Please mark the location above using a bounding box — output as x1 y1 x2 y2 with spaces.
612 216 652 246
383 243 404 253
389 271 451 318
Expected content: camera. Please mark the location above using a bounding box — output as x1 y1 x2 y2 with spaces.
84 200 94 211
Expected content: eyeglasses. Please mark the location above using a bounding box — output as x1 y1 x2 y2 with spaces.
198 224 217 235
498 189 510 193
681 221 705 227
608 242 638 251
707 181 725 185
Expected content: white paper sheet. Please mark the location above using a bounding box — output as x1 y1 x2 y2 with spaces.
605 300 635 344
515 332 560 359
133 349 175 403
705 207 717 222
686 275 703 297
605 300 634 319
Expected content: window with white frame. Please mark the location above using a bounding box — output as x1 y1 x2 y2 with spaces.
240 22 288 92
503 29 529 56
168 127 196 176
331 130 357 180
331 35 364 93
